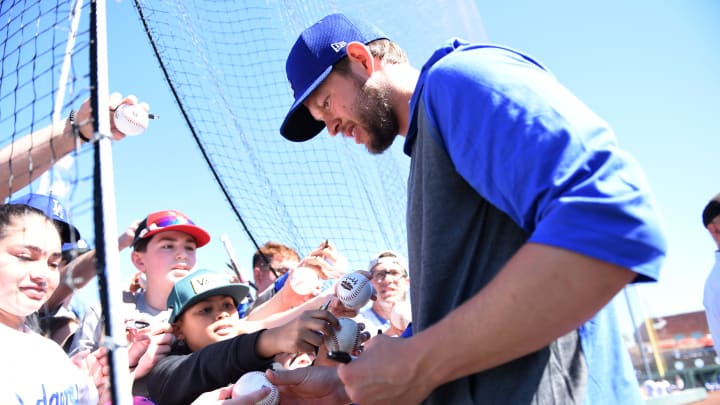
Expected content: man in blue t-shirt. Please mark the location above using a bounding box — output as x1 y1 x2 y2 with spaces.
270 13 667 405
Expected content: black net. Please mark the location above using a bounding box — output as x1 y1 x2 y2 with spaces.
132 0 487 267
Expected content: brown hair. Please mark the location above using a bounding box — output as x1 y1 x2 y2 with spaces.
0 204 61 241
252 241 300 269
333 39 408 76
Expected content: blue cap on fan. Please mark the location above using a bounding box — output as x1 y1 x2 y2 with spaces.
9 193 81 243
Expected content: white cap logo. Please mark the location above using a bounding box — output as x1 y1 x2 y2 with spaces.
330 41 347 52
52 199 65 220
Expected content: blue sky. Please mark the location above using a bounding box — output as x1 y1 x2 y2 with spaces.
68 0 719 334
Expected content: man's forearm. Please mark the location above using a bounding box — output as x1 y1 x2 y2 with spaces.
411 242 636 388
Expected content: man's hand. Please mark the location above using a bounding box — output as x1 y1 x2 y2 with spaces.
74 92 150 142
267 367 350 405
337 334 431 405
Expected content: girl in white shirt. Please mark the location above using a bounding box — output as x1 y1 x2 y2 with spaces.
0 203 97 404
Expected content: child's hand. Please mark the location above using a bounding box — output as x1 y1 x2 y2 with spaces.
132 323 174 378
256 309 338 357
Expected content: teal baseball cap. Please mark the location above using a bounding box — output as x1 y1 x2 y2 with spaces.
167 269 250 323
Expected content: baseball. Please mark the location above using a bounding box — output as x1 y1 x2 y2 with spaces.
324 317 362 354
113 103 149 136
231 371 279 405
336 271 374 310
289 266 321 296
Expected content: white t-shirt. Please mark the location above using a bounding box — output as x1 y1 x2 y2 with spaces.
0 323 98 404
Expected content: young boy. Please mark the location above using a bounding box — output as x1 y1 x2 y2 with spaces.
146 268 339 404
70 209 211 396
0 203 97 403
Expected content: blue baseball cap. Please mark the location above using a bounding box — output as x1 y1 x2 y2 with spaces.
9 193 81 243
167 269 250 323
280 13 387 142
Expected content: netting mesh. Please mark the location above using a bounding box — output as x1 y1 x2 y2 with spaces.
0 0 93 215
133 0 487 267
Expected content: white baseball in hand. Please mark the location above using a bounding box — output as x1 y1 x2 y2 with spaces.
324 317 362 354
114 104 149 136
337 271 374 310
231 371 279 405
289 266 321 296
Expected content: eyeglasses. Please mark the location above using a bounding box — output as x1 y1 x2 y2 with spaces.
264 262 291 278
371 269 406 281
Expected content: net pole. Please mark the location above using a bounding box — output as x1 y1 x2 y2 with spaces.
53 0 84 124
90 0 133 403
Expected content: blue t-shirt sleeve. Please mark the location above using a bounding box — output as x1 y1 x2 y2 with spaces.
273 272 289 291
421 45 666 280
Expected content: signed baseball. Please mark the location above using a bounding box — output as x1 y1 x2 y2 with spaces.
114 104 149 136
324 317 362 354
231 371 279 405
337 271 374 310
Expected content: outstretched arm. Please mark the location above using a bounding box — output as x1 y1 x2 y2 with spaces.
0 113 79 200
0 93 145 201
337 243 636 404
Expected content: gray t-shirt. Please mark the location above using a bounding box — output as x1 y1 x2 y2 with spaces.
69 290 171 397
406 96 586 404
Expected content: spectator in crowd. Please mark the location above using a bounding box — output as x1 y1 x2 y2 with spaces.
252 241 301 294
35 216 138 352
146 268 340 404
0 93 149 201
36 239 92 351
247 240 346 319
702 193 720 354
0 203 98 403
8 193 82 335
355 250 410 337
70 209 210 397
234 241 301 318
270 13 667 404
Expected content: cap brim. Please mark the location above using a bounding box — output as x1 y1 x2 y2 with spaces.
169 283 250 323
280 65 333 142
57 222 81 245
142 224 211 247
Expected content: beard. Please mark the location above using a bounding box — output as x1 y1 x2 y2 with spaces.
352 73 399 154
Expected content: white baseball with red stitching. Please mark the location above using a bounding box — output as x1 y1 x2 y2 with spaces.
231 371 279 405
324 317 361 353
114 104 148 136
337 271 374 310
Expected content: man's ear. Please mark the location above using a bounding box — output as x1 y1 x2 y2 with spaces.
346 41 374 74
